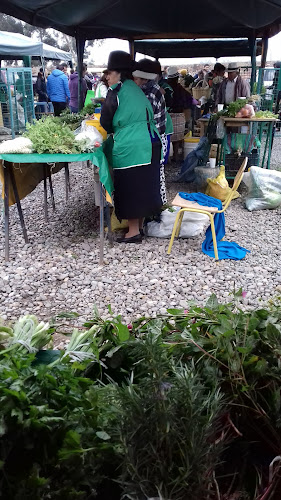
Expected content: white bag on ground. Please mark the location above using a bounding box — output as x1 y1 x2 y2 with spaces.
146 207 209 238
243 166 281 211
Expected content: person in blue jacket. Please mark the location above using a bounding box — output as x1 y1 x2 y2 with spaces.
47 64 70 116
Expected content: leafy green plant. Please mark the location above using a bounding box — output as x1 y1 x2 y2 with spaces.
1 295 281 500
0 354 116 500
113 332 224 500
25 117 84 154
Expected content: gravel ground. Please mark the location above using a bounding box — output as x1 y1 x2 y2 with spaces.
0 139 280 328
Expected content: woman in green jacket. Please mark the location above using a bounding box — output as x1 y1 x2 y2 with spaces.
100 51 162 244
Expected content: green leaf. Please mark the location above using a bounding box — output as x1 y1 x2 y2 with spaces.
96 431 111 440
59 430 84 460
205 294 219 309
56 311 79 319
0 418 6 437
167 308 184 315
115 323 130 342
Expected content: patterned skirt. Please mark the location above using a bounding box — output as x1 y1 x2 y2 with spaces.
170 112 185 142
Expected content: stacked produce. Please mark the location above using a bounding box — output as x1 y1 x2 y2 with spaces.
217 98 278 120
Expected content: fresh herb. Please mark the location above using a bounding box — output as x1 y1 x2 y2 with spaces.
0 354 116 500
226 99 249 117
25 117 85 154
255 110 278 118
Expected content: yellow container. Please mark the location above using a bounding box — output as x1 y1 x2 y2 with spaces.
85 115 107 141
184 135 200 143
184 136 200 158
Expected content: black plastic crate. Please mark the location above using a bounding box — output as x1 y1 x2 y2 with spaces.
225 150 259 178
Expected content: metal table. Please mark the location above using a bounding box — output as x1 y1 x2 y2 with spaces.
198 116 277 174
0 150 113 263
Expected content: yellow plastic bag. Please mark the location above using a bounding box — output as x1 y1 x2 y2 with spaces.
110 210 128 232
205 165 239 202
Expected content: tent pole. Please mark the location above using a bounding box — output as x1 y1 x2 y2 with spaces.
261 36 268 68
75 34 86 111
129 40 135 60
249 33 257 93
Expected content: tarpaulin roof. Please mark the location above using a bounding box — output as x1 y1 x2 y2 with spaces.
0 31 72 61
1 0 281 40
135 39 263 59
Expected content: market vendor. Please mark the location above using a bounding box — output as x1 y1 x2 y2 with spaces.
216 62 250 106
133 58 167 204
100 51 162 244
167 66 193 163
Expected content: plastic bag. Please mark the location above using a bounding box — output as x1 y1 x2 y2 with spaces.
243 166 281 211
205 165 239 201
216 117 225 139
110 210 128 231
146 207 209 238
74 120 103 151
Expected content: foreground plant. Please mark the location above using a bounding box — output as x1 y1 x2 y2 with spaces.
0 354 116 500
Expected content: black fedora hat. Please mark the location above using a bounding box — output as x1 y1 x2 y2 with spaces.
107 51 135 72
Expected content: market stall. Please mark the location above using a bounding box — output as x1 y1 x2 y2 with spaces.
198 116 277 177
0 149 113 262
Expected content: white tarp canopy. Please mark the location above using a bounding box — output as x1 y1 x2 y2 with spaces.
0 31 72 61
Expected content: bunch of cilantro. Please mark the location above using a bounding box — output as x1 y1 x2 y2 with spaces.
25 117 84 154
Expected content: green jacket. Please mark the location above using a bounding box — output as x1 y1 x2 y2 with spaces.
101 79 160 169
166 112 173 135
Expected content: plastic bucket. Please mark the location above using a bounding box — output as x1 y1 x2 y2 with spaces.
85 116 107 141
184 136 200 158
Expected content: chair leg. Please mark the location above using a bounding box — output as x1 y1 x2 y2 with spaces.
167 210 183 255
175 211 184 238
209 215 219 261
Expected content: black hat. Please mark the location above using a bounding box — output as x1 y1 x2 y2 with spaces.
133 58 158 80
107 51 135 72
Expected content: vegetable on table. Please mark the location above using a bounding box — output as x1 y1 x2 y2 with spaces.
24 117 86 154
235 103 255 118
255 110 278 119
0 137 33 154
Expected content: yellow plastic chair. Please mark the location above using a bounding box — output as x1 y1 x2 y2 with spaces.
167 157 248 260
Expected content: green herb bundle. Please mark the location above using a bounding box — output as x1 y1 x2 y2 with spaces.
226 99 249 117
25 117 84 154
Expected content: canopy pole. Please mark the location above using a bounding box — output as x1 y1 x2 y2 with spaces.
75 34 86 111
129 40 135 60
261 36 268 68
249 33 257 93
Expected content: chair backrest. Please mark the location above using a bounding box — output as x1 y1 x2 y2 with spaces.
223 157 248 209
232 157 248 192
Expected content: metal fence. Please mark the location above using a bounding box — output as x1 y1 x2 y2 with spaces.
0 67 35 138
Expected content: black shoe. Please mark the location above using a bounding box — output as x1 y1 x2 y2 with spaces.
116 233 143 244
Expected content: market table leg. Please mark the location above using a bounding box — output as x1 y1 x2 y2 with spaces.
43 164 48 222
105 203 113 247
64 163 70 201
267 122 274 169
48 167 56 211
99 183 104 266
4 162 9 261
8 162 28 244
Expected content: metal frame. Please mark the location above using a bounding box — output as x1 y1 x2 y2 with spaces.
2 161 109 264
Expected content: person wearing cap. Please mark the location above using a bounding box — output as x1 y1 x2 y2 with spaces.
216 62 250 106
100 51 162 243
167 66 193 163
133 58 167 204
